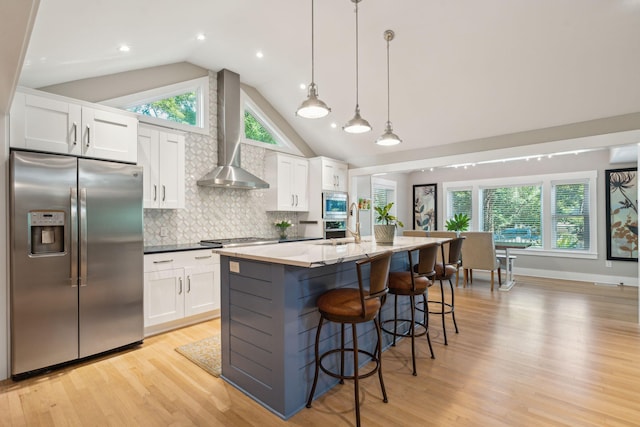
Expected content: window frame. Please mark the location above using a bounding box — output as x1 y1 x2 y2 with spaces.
240 90 303 156
103 76 210 135
443 170 598 259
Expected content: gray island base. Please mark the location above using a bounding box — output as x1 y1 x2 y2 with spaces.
217 236 449 419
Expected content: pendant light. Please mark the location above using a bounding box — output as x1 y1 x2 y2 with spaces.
343 0 371 134
296 0 331 119
376 30 402 146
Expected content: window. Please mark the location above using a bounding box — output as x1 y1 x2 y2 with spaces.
481 185 542 247
372 178 397 225
244 110 277 145
447 189 472 224
241 91 303 155
103 77 209 134
551 182 590 250
443 171 597 257
128 91 197 126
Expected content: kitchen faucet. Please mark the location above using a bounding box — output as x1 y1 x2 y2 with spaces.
346 202 361 243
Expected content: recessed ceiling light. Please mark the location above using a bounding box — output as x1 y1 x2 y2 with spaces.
256 51 264 58
196 33 206 41
118 44 130 52
330 123 337 129
300 83 307 90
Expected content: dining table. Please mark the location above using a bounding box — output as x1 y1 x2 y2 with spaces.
494 241 532 291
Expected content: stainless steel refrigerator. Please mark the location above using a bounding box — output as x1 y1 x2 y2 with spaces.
10 150 144 378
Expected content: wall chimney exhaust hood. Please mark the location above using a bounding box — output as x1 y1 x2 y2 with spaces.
197 69 270 189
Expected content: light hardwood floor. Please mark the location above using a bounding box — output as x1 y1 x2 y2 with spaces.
1 276 638 426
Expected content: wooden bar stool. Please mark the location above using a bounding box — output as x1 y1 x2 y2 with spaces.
425 237 464 345
381 242 439 376
306 251 393 427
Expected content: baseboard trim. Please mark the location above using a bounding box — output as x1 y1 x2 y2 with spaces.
465 267 638 287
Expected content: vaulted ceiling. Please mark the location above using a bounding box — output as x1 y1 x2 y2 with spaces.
17 0 640 169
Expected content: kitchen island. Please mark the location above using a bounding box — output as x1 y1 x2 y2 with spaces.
216 236 449 419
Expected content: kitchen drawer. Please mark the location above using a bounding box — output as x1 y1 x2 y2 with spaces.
144 249 219 272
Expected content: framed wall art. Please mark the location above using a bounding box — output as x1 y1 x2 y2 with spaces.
413 183 437 231
605 167 638 261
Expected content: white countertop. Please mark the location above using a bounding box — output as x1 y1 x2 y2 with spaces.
214 236 451 268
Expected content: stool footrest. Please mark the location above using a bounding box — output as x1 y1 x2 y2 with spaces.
425 299 453 315
319 348 380 381
380 319 429 339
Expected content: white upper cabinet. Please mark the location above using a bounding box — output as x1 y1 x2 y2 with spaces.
10 89 138 163
265 152 309 211
138 126 185 209
319 157 348 192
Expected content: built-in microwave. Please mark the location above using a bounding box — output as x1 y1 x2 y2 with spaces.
322 191 348 220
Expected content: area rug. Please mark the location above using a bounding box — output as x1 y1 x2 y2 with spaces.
175 334 221 377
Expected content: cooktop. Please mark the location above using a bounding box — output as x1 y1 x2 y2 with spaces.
200 237 279 248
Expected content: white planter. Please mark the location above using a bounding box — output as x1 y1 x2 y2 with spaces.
374 224 396 246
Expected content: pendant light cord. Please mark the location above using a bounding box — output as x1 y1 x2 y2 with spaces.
311 0 315 84
386 34 390 123
355 0 360 108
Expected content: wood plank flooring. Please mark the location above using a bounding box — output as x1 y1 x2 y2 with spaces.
1 276 638 426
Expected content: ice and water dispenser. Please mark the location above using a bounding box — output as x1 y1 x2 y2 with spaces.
28 211 65 255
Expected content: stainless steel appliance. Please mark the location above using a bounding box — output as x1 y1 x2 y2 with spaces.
200 237 279 248
324 221 347 239
321 192 348 238
10 150 144 378
322 191 348 220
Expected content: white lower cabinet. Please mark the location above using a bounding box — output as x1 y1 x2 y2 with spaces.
144 249 220 333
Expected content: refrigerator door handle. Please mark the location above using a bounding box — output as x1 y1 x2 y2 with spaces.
79 188 88 287
70 188 79 287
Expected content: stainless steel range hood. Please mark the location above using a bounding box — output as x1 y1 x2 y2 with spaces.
197 69 269 189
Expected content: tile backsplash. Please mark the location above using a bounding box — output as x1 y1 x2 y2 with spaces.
143 71 300 246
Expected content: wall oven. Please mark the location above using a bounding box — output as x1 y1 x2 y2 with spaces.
324 220 347 239
322 191 348 220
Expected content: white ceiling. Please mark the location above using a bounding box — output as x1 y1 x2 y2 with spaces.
17 0 640 169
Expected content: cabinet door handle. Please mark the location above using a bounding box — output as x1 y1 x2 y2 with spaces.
153 184 157 201
295 194 299 206
178 277 183 294
291 194 295 207
162 185 166 202
195 255 212 259
72 122 78 145
187 276 191 293
153 259 173 264
86 125 91 147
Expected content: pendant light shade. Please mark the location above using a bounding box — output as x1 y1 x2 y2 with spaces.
343 0 371 134
296 0 330 119
376 29 401 146
376 121 402 146
297 83 331 118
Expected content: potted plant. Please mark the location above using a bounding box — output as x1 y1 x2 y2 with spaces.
374 202 404 245
445 213 470 236
274 219 293 240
